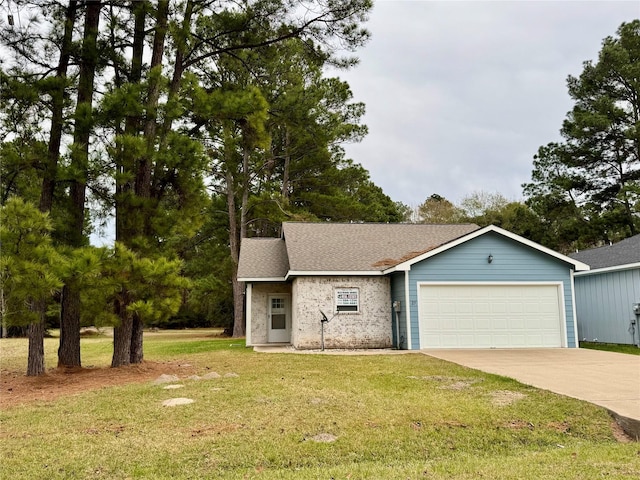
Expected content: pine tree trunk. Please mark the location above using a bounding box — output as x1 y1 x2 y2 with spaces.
281 127 290 200
58 285 81 367
115 0 146 242
27 314 46 377
129 315 144 364
112 325 131 367
226 161 245 338
231 276 245 338
66 0 101 246
141 0 170 214
59 0 102 368
111 2 170 369
38 1 78 369
112 0 168 368
40 0 77 214
0 285 6 338
112 298 133 367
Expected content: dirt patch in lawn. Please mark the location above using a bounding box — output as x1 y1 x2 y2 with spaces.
0 361 197 409
490 390 527 406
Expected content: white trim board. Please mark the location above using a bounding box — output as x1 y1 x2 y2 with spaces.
285 270 383 280
237 276 286 282
384 225 590 274
245 283 252 346
574 262 640 277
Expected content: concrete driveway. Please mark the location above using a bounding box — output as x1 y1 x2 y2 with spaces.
422 348 640 439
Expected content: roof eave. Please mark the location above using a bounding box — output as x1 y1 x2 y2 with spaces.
382 264 410 274
285 270 383 280
574 262 640 276
385 225 591 272
238 277 287 283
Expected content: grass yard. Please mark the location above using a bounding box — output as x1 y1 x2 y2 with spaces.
580 341 640 356
1 330 639 479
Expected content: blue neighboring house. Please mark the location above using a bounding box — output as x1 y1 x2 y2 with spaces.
570 234 640 346
238 223 589 350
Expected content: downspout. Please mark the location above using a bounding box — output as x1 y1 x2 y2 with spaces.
632 303 640 348
393 301 402 349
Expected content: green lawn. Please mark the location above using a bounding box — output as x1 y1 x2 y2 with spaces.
580 341 640 355
1 331 638 479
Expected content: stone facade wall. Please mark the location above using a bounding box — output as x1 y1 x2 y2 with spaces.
250 283 291 345
291 276 392 349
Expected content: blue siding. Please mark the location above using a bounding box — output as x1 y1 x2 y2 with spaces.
407 232 577 349
574 267 640 345
390 272 407 349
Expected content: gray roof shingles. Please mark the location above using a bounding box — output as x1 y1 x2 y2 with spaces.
238 222 480 279
569 234 640 269
237 238 289 279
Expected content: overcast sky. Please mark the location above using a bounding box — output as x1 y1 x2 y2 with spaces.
335 0 639 208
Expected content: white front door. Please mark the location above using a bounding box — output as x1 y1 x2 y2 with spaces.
268 295 291 343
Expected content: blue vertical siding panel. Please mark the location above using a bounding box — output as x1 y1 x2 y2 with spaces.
407 232 578 349
575 268 640 345
390 272 407 349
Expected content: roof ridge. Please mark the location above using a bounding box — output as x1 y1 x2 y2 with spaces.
282 221 480 226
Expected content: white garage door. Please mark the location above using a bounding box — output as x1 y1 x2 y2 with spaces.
419 284 564 348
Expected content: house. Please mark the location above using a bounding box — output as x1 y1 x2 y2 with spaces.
237 222 590 350
570 234 640 346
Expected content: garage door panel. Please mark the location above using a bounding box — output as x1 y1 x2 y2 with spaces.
456 303 473 314
420 284 563 348
492 334 511 347
543 332 560 344
527 333 543 344
458 317 474 330
475 302 490 314
508 303 523 314
510 318 525 330
439 302 456 314
475 318 491 330
491 303 507 314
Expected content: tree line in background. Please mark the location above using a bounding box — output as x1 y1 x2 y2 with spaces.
1 0 402 375
0 4 637 377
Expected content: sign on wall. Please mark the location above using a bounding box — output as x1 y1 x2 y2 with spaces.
335 288 359 312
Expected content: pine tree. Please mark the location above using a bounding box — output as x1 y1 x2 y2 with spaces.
0 198 63 375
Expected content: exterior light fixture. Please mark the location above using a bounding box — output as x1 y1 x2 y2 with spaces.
487 254 493 264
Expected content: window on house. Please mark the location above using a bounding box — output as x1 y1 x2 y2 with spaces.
270 298 286 329
335 288 359 313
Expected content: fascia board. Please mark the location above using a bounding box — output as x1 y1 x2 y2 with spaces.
237 277 287 282
383 227 488 273
574 262 640 276
484 226 590 271
285 270 383 280
383 225 591 274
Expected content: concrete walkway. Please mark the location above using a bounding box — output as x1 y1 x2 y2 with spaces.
422 348 640 439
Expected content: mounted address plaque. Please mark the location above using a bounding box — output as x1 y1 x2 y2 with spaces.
335 288 359 313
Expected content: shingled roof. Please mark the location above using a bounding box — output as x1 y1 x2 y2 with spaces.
569 234 640 270
237 238 289 280
237 222 480 280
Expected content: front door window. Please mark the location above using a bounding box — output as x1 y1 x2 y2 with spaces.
271 298 286 329
268 295 291 343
